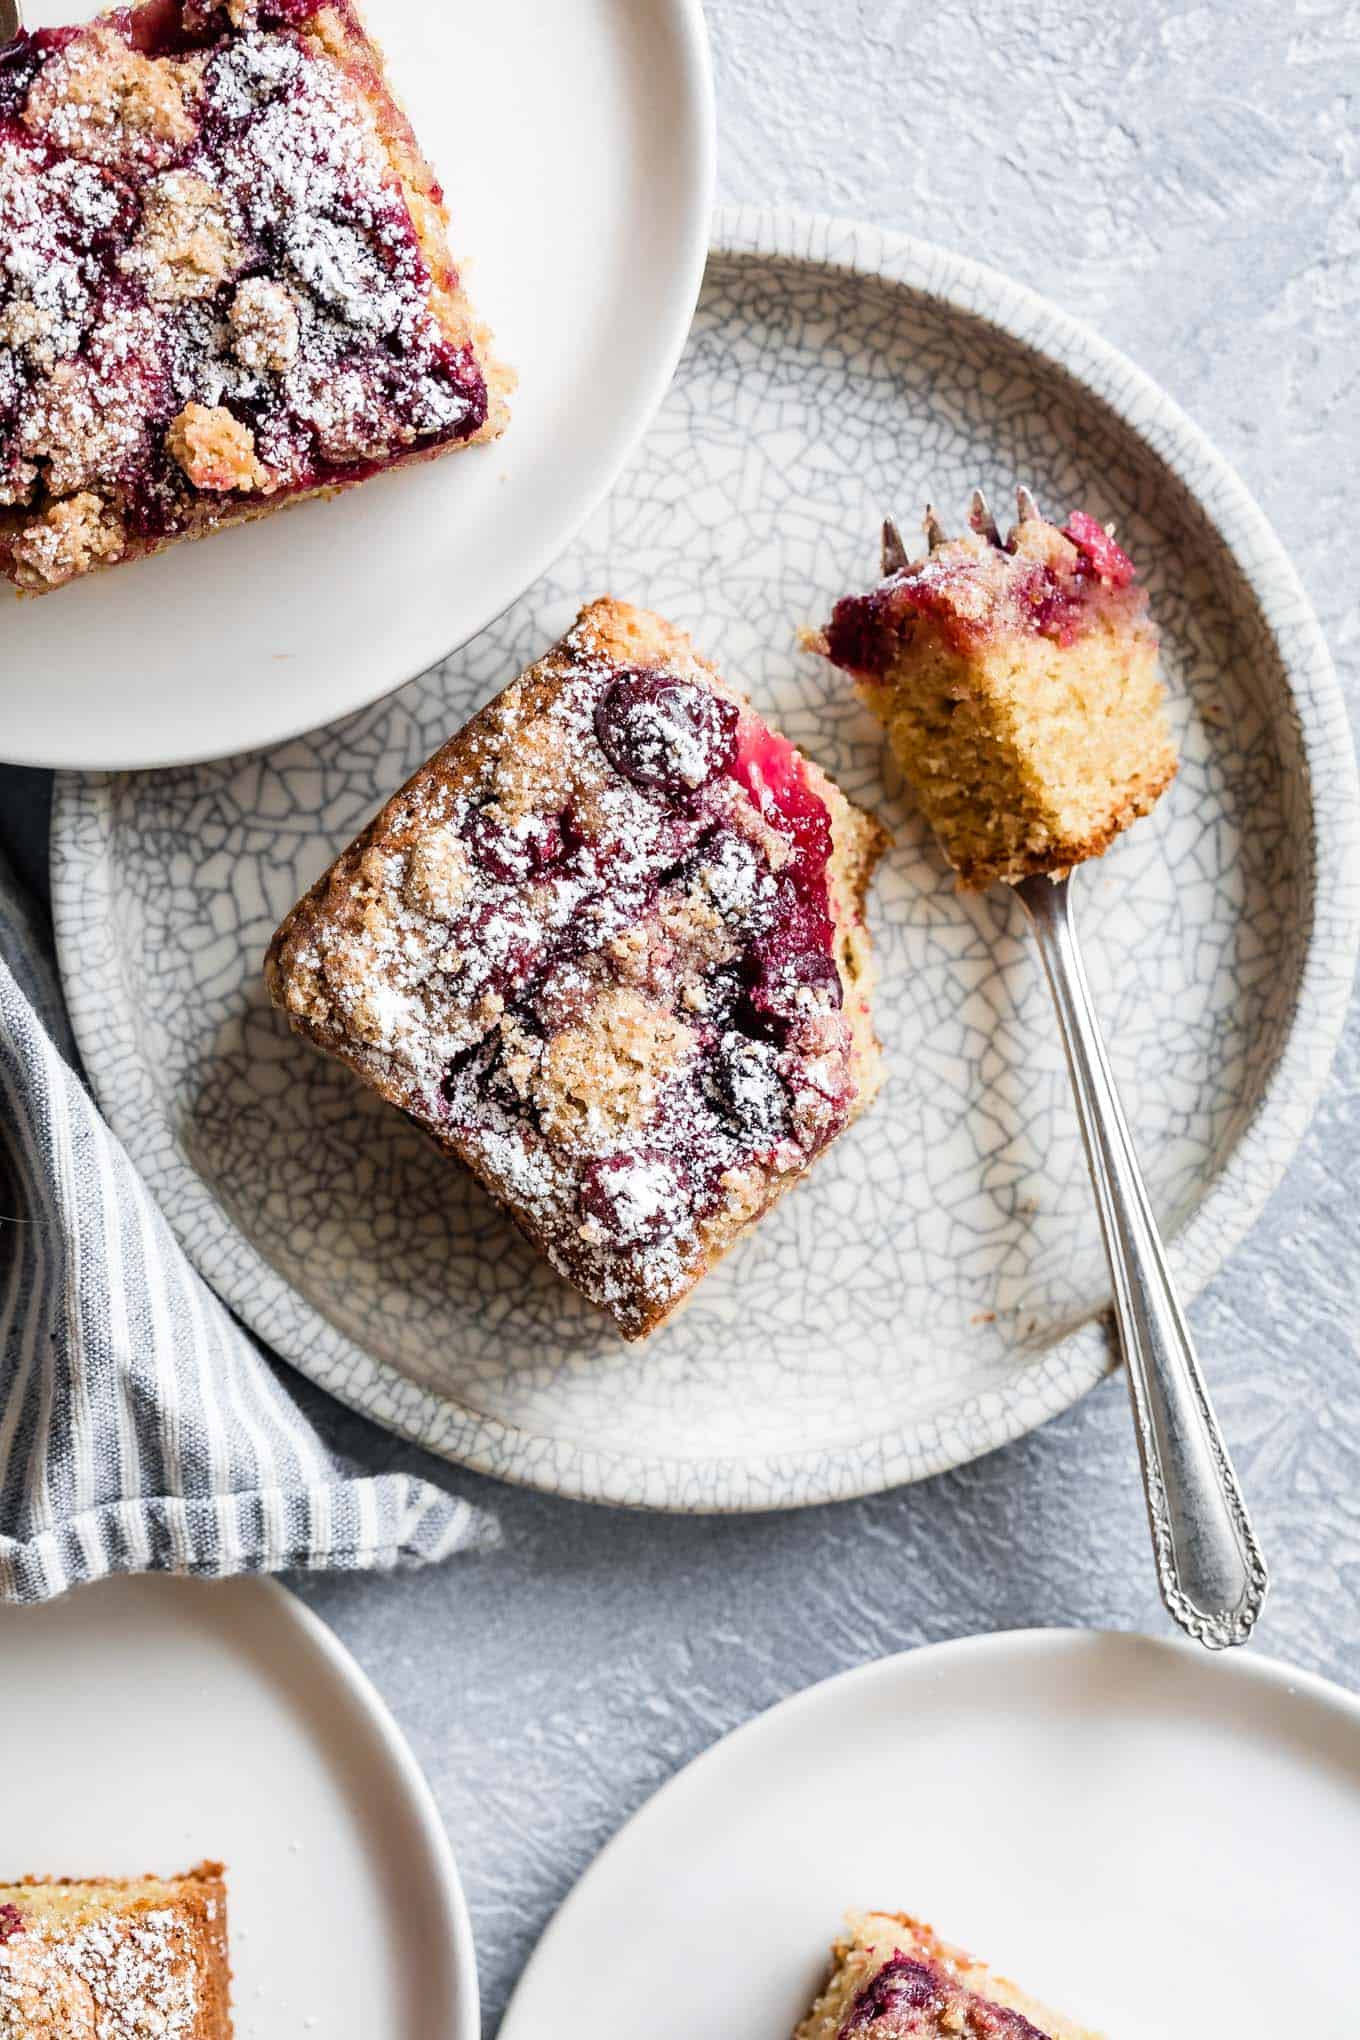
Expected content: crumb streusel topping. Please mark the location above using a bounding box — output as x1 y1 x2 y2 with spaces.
0 0 488 587
271 615 868 1333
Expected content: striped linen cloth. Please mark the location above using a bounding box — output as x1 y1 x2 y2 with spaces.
0 849 490 1602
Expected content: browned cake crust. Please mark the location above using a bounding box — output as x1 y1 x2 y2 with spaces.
0 0 511 593
267 598 886 1337
794 1909 1103 2040
822 508 1177 888
0 1864 232 2038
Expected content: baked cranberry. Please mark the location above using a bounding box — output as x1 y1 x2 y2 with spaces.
447 900 543 1002
682 829 775 931
1016 564 1083 647
125 0 222 52
0 38 43 118
256 0 321 25
579 1150 685 1246
438 1035 537 1129
429 340 489 438
440 1037 495 1106
528 959 599 1034
711 1031 787 1146
594 671 738 794
467 808 561 884
840 1956 944 2030
824 585 904 677
972 2007 1051 2040
0 1904 24 1944
741 943 842 1032
1064 509 1135 588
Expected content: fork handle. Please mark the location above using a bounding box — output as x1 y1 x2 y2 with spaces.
1018 874 1269 1648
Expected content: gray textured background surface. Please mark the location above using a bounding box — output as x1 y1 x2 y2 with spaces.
3 1 1359 2029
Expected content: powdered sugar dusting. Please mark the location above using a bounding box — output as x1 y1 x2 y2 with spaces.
0 1899 208 2040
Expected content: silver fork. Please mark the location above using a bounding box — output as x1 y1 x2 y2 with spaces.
883 490 1269 1649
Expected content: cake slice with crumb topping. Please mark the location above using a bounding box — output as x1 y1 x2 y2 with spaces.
821 499 1176 888
795 1910 1102 2040
0 1864 232 2037
266 598 886 1338
0 0 509 592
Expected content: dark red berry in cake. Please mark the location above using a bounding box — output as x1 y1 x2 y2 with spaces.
971 2008 1051 2039
711 1031 788 1145
1063 510 1135 588
839 1952 1054 2039
529 959 602 1034
594 671 739 794
684 829 776 932
825 585 906 677
742 944 842 1031
579 1151 685 1246
0 1904 25 1943
440 1036 496 1107
841 1956 944 2030
448 900 543 1002
1016 564 1083 647
0 38 43 116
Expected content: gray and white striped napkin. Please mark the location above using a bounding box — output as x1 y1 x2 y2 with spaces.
0 848 490 1603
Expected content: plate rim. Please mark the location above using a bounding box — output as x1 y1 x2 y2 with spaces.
51 203 1360 1512
0 1574 480 2040
253 1577 482 2040
498 1623 1360 2038
0 0 717 773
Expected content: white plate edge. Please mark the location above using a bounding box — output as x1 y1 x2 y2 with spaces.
252 1576 482 2040
0 1575 482 2040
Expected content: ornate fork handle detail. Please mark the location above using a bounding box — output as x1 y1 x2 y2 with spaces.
1017 871 1269 1649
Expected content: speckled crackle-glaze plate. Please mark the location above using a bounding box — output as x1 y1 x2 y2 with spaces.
52 207 1360 1509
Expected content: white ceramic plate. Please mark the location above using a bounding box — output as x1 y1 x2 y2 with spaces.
0 1575 477 2040
0 0 714 770
52 209 1360 1510
501 1628 1360 2038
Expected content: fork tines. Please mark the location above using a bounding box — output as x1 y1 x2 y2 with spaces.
968 489 1001 546
882 486 1044 577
